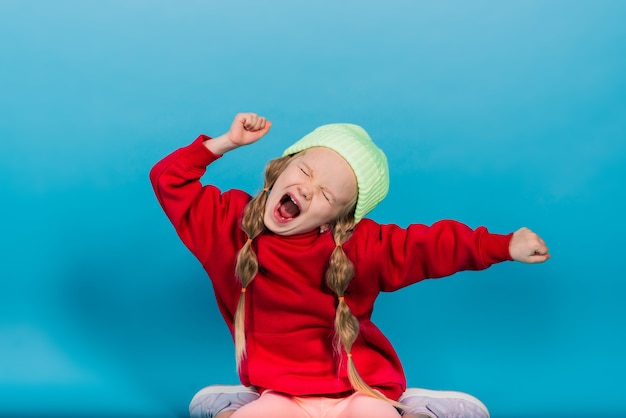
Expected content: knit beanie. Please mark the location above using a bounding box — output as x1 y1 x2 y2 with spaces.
283 123 389 223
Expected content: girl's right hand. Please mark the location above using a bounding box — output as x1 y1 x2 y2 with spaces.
227 112 272 147
204 113 272 155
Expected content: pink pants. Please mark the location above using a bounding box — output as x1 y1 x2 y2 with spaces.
230 391 402 418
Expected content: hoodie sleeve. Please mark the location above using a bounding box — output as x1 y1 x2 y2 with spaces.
149 135 250 266
354 219 513 292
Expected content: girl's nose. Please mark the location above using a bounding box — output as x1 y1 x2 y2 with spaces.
299 183 313 200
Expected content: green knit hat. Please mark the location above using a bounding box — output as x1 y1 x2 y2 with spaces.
283 123 389 223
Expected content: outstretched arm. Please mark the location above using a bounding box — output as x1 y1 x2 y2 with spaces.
509 227 550 263
361 220 550 292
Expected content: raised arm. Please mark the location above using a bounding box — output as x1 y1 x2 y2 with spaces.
149 113 271 263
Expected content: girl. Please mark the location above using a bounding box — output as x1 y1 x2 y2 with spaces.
150 113 549 418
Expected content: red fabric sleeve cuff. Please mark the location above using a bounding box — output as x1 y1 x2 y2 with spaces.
178 135 222 170
481 231 514 266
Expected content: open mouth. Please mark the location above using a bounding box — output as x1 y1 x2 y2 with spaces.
277 193 301 220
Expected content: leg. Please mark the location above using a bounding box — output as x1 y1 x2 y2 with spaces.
189 385 259 418
329 392 402 418
230 391 309 418
399 388 489 418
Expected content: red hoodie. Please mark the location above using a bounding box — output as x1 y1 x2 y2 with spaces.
150 135 513 401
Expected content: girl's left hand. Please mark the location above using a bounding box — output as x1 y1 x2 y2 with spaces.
509 227 550 263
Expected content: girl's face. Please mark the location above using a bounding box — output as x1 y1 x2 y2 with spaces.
263 147 357 236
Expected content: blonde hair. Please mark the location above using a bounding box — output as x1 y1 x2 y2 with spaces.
234 154 294 368
233 153 405 410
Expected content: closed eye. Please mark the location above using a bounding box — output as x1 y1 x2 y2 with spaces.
300 167 310 177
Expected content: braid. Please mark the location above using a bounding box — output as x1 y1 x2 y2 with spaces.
233 154 294 370
327 210 406 410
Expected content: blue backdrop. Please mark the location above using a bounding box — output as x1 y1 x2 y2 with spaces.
1 1 625 417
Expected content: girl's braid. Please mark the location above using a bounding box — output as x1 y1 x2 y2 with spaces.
233 154 294 370
327 212 405 410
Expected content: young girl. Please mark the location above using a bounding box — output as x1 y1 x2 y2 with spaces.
150 113 549 418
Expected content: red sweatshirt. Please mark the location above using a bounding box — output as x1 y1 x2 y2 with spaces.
150 135 513 401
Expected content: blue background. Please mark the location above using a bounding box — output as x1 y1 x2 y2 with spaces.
1 1 625 417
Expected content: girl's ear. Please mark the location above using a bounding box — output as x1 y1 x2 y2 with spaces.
320 223 330 233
